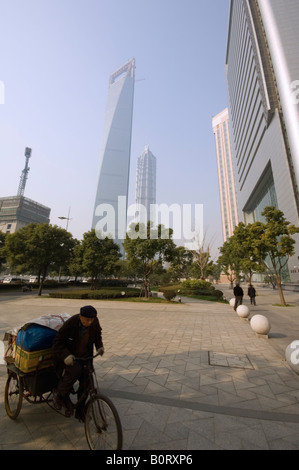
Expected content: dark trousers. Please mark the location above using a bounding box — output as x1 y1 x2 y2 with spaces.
56 362 84 398
234 296 243 311
250 296 256 305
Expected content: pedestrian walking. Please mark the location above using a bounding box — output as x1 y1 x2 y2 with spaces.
233 283 244 311
248 284 256 305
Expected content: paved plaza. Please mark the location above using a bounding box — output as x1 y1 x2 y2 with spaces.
1 285 299 450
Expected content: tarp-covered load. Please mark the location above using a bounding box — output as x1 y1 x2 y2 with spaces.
4 313 71 339
16 324 58 351
2 313 70 372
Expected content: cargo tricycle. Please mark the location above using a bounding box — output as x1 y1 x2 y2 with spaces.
4 351 123 450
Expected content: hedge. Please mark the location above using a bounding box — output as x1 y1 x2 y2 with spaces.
160 288 177 301
49 287 140 300
159 282 224 301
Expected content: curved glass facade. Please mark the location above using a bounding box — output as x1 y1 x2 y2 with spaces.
92 59 135 249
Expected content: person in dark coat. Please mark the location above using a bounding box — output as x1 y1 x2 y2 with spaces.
52 305 104 419
233 283 244 311
247 284 256 305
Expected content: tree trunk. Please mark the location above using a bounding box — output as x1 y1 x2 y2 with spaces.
38 279 44 296
143 278 150 298
276 274 286 306
38 269 47 296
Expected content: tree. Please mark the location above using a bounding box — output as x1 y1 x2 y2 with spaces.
232 222 263 284
167 246 193 283
191 233 213 280
251 206 299 306
217 236 243 288
81 230 121 286
4 223 75 295
0 232 7 272
124 222 176 298
68 240 84 280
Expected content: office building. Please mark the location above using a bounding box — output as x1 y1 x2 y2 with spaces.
225 0 299 281
92 58 135 250
135 145 156 223
212 108 239 242
0 196 51 234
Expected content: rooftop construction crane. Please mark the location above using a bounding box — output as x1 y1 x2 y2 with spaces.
17 147 32 197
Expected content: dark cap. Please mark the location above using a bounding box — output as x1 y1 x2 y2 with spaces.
80 305 97 318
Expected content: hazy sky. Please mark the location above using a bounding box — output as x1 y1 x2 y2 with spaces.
0 0 230 259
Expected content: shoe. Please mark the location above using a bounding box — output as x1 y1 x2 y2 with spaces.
75 407 86 422
52 390 63 410
63 396 74 417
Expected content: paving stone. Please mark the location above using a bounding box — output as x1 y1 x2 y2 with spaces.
1 287 299 449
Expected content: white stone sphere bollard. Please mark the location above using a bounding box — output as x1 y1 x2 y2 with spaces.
229 298 235 307
285 341 299 375
236 305 250 318
250 314 271 336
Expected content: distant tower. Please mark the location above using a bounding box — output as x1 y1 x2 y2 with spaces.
92 58 135 250
135 145 156 222
17 147 32 197
212 109 238 242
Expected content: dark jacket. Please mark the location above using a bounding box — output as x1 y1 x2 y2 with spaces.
248 286 256 297
52 314 103 375
233 285 244 297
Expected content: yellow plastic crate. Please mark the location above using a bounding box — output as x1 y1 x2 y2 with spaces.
14 346 53 373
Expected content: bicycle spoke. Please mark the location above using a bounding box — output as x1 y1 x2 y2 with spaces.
4 372 23 419
85 395 122 450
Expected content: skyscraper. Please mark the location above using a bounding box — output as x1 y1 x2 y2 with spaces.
135 145 156 223
212 108 239 242
92 58 135 249
225 0 299 281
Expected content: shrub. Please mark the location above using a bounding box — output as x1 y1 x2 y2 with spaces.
181 279 213 291
88 288 140 299
212 290 223 299
161 289 177 301
91 279 128 288
49 290 89 299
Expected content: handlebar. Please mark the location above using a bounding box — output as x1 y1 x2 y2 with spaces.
74 352 102 362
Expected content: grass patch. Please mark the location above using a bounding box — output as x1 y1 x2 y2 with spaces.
111 296 178 303
185 294 229 303
48 287 140 300
47 285 227 304
48 287 175 303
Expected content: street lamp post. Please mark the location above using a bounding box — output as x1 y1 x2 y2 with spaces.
57 207 72 282
58 207 72 231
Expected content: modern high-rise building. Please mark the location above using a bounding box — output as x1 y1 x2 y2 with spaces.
135 145 156 223
92 58 135 250
212 108 239 242
225 0 299 281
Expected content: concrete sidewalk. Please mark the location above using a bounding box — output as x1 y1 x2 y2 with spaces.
1 286 299 450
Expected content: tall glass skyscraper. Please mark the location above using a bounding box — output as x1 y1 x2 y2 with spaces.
92 58 135 249
212 108 239 242
135 145 156 223
225 0 299 281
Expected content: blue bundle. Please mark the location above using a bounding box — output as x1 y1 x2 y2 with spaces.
16 324 57 351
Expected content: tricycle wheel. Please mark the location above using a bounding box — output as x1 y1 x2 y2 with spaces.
85 394 123 450
5 371 23 419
